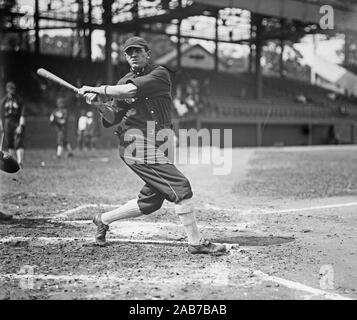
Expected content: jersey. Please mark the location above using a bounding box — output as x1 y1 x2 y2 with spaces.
0 94 25 124
50 108 68 130
78 116 88 132
102 64 173 133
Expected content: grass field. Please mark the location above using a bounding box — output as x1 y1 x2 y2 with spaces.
0 145 356 300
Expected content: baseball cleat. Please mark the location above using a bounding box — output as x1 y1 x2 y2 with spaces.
93 213 109 246
188 238 227 255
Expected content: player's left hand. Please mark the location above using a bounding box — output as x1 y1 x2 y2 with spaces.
78 86 98 96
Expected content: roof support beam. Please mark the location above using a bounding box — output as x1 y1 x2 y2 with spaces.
34 0 40 55
176 0 182 69
103 0 114 83
214 10 219 72
253 13 263 100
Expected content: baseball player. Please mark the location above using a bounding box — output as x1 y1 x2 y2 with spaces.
49 97 73 159
0 82 26 168
78 36 226 255
84 111 95 150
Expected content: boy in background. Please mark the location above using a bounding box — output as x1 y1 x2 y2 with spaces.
50 97 73 158
77 109 87 150
85 111 95 151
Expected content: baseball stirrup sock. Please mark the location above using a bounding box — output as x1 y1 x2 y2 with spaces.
175 199 201 246
17 148 24 164
57 145 63 157
101 199 143 225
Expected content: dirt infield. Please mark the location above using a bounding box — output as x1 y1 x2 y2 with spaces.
0 146 356 300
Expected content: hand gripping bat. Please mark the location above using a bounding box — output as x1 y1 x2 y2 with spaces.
36 68 120 124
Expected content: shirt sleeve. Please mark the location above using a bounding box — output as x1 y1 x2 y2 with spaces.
127 66 171 98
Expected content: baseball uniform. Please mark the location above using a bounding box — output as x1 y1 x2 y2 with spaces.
102 63 193 214
0 93 26 150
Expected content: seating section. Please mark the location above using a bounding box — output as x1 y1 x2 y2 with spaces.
173 68 357 119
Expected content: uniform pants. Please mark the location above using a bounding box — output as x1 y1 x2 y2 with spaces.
119 132 193 214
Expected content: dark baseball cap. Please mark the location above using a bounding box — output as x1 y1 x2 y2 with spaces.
123 36 149 52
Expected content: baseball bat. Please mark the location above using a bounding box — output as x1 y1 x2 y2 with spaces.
37 68 79 94
36 68 114 113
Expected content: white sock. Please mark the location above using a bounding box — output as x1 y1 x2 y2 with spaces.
16 148 24 164
57 145 63 157
101 199 143 225
175 200 201 245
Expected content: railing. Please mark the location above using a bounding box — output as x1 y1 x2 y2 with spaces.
195 96 355 119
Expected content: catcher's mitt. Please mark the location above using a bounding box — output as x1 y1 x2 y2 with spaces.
0 150 20 173
96 100 129 126
97 103 117 124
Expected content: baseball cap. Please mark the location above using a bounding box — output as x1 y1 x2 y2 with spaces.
123 36 149 52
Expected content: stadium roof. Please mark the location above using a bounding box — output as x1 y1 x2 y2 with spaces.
194 0 357 33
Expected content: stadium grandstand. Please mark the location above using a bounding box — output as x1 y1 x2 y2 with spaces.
1 0 357 147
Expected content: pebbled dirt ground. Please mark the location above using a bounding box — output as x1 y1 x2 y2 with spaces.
0 146 356 300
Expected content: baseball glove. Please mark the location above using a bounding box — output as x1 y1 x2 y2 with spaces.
97 103 117 124
0 150 20 173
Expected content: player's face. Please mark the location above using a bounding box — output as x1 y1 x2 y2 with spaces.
125 47 150 70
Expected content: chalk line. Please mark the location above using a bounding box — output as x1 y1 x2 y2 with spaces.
205 202 357 215
253 270 353 300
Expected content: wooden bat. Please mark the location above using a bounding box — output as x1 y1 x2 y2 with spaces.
37 68 79 94
36 67 121 123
